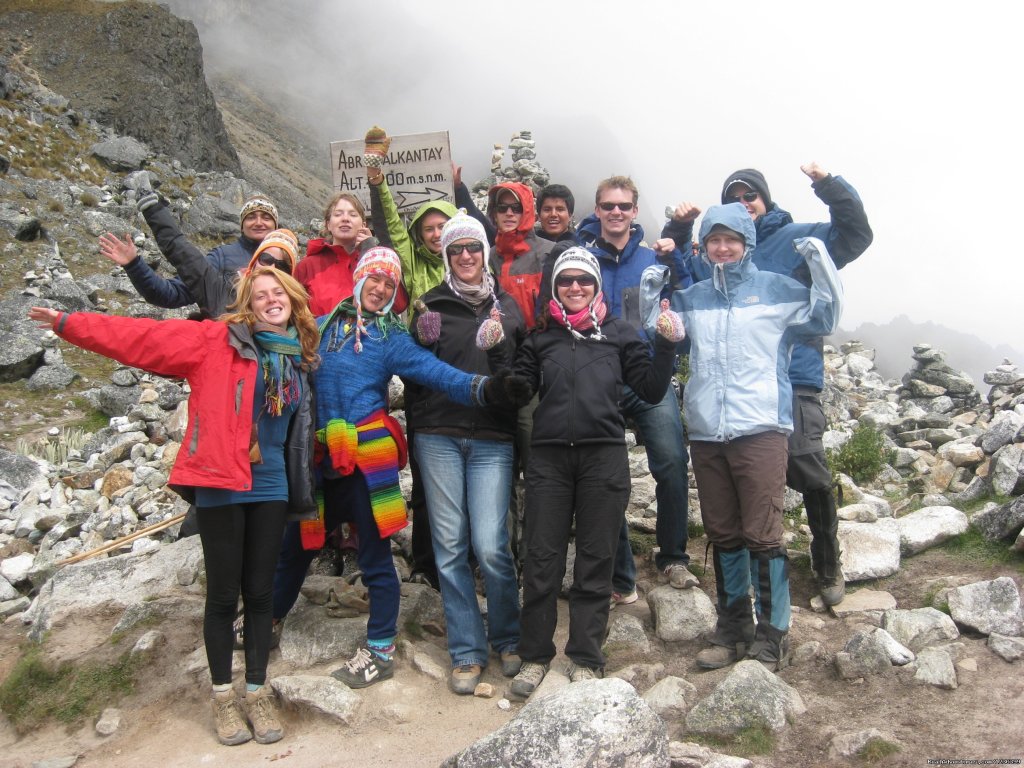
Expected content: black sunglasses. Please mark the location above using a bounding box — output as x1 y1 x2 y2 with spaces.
494 203 523 214
728 191 759 203
597 201 635 212
555 273 597 288
446 242 485 257
256 252 292 274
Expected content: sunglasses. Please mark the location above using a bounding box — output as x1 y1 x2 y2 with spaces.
728 191 760 203
597 201 635 212
446 242 485 256
256 252 292 274
555 274 598 288
494 203 524 214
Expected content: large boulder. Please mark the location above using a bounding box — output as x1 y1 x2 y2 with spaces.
442 678 668 768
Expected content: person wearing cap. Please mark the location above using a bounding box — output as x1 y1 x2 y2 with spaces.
663 203 843 671
575 175 697 609
99 227 299 321
31 265 321 746
103 186 281 317
505 247 684 697
535 183 577 243
270 246 525 690
667 164 872 606
406 212 526 695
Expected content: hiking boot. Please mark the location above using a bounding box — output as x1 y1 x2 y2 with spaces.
610 589 638 609
820 574 846 607
509 662 548 699
330 646 394 689
566 662 603 682
244 686 283 744
211 689 252 746
663 563 700 589
233 617 284 651
500 650 522 677
696 642 745 670
449 664 482 695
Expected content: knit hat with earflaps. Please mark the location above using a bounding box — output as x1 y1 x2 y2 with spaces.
352 246 403 352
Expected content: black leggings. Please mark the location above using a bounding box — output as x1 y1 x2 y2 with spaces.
197 501 288 686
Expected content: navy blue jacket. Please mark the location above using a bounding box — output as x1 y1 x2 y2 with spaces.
575 215 692 335
124 203 259 317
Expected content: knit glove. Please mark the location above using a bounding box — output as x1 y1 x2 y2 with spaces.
482 369 531 409
136 191 161 213
654 299 686 342
364 125 391 168
475 306 505 350
413 300 442 345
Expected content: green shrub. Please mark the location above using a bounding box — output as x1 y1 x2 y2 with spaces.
826 423 895 484
0 647 138 732
858 736 901 762
79 191 99 207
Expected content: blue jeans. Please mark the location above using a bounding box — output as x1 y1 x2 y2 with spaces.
415 434 519 668
273 470 400 642
614 384 691 591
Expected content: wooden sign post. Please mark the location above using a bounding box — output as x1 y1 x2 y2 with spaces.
329 130 454 218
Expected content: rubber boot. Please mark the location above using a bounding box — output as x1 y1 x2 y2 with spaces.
697 545 755 670
804 488 845 605
748 548 792 672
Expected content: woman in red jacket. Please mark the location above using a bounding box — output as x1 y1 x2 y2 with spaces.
29 265 319 748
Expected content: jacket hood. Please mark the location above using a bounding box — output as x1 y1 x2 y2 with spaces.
409 199 460 249
488 181 536 234
699 203 757 288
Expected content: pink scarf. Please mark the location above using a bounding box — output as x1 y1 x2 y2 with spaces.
548 292 608 341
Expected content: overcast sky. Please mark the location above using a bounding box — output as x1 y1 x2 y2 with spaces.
192 0 1021 351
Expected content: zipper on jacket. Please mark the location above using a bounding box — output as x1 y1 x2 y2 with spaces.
569 337 577 446
235 378 245 413
189 414 199 455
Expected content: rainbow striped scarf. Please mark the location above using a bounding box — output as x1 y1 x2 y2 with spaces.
315 414 408 539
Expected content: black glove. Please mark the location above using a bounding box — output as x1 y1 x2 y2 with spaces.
482 368 531 408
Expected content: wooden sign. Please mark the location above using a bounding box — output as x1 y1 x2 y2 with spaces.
329 130 454 217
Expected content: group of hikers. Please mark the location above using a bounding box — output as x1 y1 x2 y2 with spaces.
29 126 871 747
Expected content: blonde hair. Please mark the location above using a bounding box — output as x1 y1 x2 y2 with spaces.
223 266 320 370
595 175 639 206
321 193 367 241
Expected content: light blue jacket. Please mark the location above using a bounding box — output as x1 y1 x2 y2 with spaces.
670 204 843 443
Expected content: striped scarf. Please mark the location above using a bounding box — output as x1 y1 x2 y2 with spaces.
314 413 408 539
252 323 303 416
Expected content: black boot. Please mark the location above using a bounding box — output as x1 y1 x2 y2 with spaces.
747 622 791 671
803 488 845 605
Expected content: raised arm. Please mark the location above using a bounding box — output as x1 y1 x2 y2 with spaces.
139 196 234 316
803 162 873 269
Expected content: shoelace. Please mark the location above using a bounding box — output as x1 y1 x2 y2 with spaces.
217 698 246 729
344 647 373 672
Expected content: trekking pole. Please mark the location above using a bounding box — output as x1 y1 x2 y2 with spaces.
57 512 187 567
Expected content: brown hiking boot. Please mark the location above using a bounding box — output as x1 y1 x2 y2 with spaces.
696 642 744 670
211 688 252 746
245 686 284 744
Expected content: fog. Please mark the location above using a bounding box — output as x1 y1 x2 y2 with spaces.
178 0 1022 352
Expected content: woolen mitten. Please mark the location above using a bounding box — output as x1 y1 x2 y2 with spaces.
364 125 391 168
475 306 505 350
413 300 442 345
654 299 686 342
136 192 161 213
